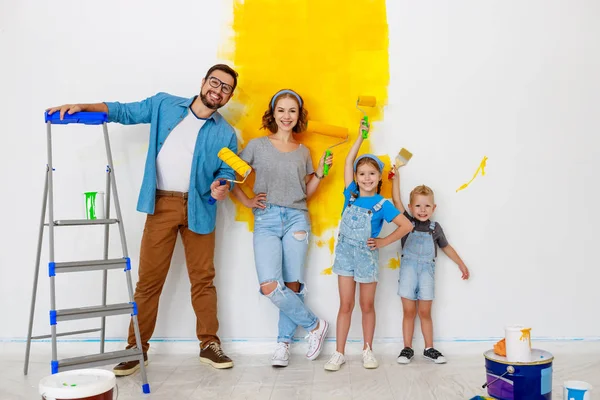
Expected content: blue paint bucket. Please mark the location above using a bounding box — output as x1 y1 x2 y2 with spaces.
484 349 553 400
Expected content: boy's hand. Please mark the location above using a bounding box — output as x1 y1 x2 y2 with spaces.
367 238 383 250
245 193 267 209
210 180 230 201
459 265 470 280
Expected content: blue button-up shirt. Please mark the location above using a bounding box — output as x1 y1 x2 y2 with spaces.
105 92 237 234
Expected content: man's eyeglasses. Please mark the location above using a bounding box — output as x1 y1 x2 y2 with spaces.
207 76 234 95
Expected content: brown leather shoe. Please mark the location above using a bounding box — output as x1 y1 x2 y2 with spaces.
200 342 233 369
113 353 148 376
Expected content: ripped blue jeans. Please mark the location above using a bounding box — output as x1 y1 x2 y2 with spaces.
253 204 319 343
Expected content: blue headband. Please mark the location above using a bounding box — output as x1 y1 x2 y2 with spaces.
271 89 303 109
354 154 385 172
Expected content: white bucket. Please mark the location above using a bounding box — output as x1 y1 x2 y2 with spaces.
83 191 105 220
564 381 592 400
505 324 531 362
39 369 117 400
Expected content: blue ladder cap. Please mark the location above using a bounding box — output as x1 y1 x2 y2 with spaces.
130 302 138 316
45 110 108 125
50 310 57 326
142 384 151 394
51 360 59 374
48 262 56 277
124 257 131 271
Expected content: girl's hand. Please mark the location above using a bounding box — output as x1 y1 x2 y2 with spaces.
358 119 370 136
459 265 470 280
317 152 333 176
367 238 383 250
245 193 267 209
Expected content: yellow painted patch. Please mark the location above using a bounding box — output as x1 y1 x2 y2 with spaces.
321 266 334 275
221 0 390 241
387 252 401 270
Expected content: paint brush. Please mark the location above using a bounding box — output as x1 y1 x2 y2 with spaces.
395 148 413 168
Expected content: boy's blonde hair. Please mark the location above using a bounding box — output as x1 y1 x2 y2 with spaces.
409 185 435 204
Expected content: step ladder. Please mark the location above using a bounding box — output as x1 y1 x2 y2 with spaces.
24 111 150 394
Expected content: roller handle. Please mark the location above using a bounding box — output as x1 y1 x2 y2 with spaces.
323 150 332 176
208 180 227 205
361 116 369 139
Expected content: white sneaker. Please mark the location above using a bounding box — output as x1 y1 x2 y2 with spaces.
362 344 379 369
306 319 329 361
271 342 290 367
324 351 346 371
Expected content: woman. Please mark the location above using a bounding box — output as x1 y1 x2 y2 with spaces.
232 89 332 367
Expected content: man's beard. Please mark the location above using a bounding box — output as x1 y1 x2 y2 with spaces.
200 91 222 110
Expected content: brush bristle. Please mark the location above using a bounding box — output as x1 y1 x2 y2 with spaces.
399 148 413 160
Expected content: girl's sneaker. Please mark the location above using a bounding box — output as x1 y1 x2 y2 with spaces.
423 347 447 364
324 351 346 371
396 347 414 364
271 342 290 367
362 344 378 369
306 319 329 360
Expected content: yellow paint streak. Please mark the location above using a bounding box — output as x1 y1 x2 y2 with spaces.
321 266 334 275
456 156 488 192
221 0 390 238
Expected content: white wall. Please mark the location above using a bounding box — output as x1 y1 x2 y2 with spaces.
1 0 598 344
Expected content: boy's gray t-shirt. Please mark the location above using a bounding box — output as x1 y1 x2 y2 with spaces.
239 136 314 210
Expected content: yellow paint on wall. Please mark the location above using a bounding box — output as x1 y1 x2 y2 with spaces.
321 266 334 275
220 0 390 244
387 252 401 270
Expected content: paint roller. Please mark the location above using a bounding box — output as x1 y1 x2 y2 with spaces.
208 147 253 205
306 120 349 176
356 96 377 139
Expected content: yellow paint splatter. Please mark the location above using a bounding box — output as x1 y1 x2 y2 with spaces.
321 266 334 275
520 328 532 349
221 0 390 238
456 156 488 192
387 252 401 269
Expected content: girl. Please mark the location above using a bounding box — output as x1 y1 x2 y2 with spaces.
324 123 412 371
232 89 332 367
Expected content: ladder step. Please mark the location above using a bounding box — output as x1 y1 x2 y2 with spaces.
55 303 135 323
54 258 128 274
49 219 119 226
32 328 102 340
57 349 143 372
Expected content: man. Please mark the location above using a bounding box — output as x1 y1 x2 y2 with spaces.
48 64 239 375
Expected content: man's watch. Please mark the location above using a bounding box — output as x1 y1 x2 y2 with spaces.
315 171 324 180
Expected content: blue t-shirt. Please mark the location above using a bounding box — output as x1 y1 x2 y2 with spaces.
342 182 400 237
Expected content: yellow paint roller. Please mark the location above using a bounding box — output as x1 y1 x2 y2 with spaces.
208 148 253 205
217 147 252 183
306 120 349 176
356 96 377 139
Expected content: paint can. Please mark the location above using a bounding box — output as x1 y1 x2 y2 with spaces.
483 349 553 400
505 324 531 362
39 369 117 399
83 191 105 220
564 381 592 400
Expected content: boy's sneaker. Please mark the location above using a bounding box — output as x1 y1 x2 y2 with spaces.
362 344 378 369
271 342 290 367
200 342 234 369
306 319 329 360
324 351 346 371
396 347 414 364
423 347 447 364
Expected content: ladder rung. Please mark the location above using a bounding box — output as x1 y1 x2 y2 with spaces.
54 258 128 274
58 349 142 372
56 303 134 322
49 219 119 226
31 328 102 340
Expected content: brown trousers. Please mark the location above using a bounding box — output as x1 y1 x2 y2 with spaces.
127 191 219 352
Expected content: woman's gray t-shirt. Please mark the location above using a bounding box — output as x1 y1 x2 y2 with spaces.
239 136 314 211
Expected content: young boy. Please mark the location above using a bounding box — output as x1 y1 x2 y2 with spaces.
391 165 469 364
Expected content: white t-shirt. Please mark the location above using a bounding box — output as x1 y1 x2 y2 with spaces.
156 109 206 192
